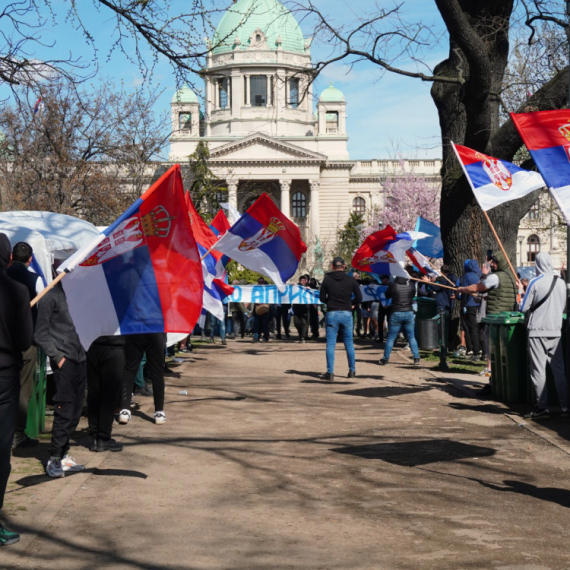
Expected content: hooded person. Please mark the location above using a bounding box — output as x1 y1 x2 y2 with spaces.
0 233 33 546
459 260 482 360
519 252 568 420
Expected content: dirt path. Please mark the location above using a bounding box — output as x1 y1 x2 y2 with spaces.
3 339 570 569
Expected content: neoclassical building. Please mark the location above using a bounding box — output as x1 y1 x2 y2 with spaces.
167 0 441 269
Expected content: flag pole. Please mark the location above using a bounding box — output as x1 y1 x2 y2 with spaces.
481 211 519 282
30 270 69 307
200 241 220 261
407 251 457 288
409 276 457 291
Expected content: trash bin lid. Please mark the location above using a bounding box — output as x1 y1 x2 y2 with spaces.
482 311 523 325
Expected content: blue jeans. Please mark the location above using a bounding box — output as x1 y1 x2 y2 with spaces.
383 311 420 360
325 311 355 374
208 314 226 341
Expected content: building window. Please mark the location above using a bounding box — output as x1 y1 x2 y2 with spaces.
527 234 540 262
353 196 366 215
292 192 306 217
289 78 299 108
528 201 540 221
179 113 192 132
250 75 267 107
218 77 230 109
326 111 339 133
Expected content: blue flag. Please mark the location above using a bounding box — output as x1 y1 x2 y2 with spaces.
413 217 443 259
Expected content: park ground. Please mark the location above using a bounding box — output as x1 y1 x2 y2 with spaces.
3 337 570 570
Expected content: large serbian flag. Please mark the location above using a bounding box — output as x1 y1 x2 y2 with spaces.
451 142 544 211
185 193 226 279
209 209 231 273
511 110 570 224
352 225 429 280
59 164 203 350
214 193 307 292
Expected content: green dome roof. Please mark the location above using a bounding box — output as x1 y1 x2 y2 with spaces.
320 83 345 102
213 0 305 55
172 85 198 104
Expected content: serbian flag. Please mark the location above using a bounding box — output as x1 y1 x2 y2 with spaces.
210 210 231 273
352 225 429 279
33 96 43 114
185 194 226 279
199 261 234 326
59 164 203 350
452 142 545 211
213 193 306 292
407 247 438 276
511 109 570 224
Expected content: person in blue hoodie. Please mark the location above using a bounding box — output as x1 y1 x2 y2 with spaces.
459 260 482 360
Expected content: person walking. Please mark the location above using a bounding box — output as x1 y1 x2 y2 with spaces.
379 266 421 366
0 234 33 546
292 274 310 342
520 253 568 420
319 257 362 380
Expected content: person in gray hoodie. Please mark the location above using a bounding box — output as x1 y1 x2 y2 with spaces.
519 252 568 420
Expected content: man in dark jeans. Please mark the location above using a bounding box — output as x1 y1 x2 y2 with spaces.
35 281 87 478
119 332 167 425
380 266 421 366
319 257 362 380
459 259 482 360
0 233 33 546
7 242 42 449
87 335 125 452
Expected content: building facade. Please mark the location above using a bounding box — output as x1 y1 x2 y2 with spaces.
167 0 441 273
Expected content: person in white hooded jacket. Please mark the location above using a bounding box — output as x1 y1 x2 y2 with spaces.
519 252 568 420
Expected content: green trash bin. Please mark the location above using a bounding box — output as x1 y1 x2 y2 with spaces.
499 313 527 403
25 348 47 439
481 314 504 401
415 297 437 320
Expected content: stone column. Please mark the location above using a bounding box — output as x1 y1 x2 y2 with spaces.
266 74 273 106
310 180 320 237
227 182 238 218
244 74 250 107
204 78 212 136
279 179 291 218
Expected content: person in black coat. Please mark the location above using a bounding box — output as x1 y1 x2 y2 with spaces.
0 233 33 546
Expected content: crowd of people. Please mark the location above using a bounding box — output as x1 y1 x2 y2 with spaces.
0 234 568 547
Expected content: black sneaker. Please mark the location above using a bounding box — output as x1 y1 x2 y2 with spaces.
96 438 124 452
379 358 388 365
347 371 356 379
0 524 20 546
523 406 551 420
89 437 98 452
12 435 39 449
134 384 153 397
413 358 420 366
561 407 569 417
321 372 334 381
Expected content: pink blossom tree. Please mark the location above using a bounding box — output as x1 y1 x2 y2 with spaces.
360 160 440 242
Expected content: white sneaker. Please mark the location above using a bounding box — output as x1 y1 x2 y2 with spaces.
46 457 65 478
154 411 166 425
118 409 131 424
61 455 85 472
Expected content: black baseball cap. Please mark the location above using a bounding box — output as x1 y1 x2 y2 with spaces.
332 257 345 267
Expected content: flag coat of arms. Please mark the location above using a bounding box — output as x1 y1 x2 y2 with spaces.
213 193 307 292
352 226 429 279
452 142 544 211
60 164 203 349
511 109 570 224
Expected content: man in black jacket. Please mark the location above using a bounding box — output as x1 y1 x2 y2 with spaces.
7 242 42 449
0 233 33 546
380 266 420 366
319 257 362 380
35 281 87 478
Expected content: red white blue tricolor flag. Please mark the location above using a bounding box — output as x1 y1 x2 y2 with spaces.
209 209 232 274
511 109 570 224
213 193 307 292
352 225 430 280
406 247 438 277
59 164 204 349
452 142 545 212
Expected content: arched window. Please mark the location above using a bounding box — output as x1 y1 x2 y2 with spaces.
353 196 366 215
326 111 339 133
527 234 540 262
179 113 192 131
292 192 306 218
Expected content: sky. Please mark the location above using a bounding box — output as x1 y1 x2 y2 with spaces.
1 0 449 160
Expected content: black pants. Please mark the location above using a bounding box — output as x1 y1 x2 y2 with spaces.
462 306 480 354
87 344 124 441
276 305 291 337
121 333 165 412
293 316 308 340
232 312 245 338
0 374 19 510
15 345 37 438
253 314 270 341
309 306 320 338
50 359 87 458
